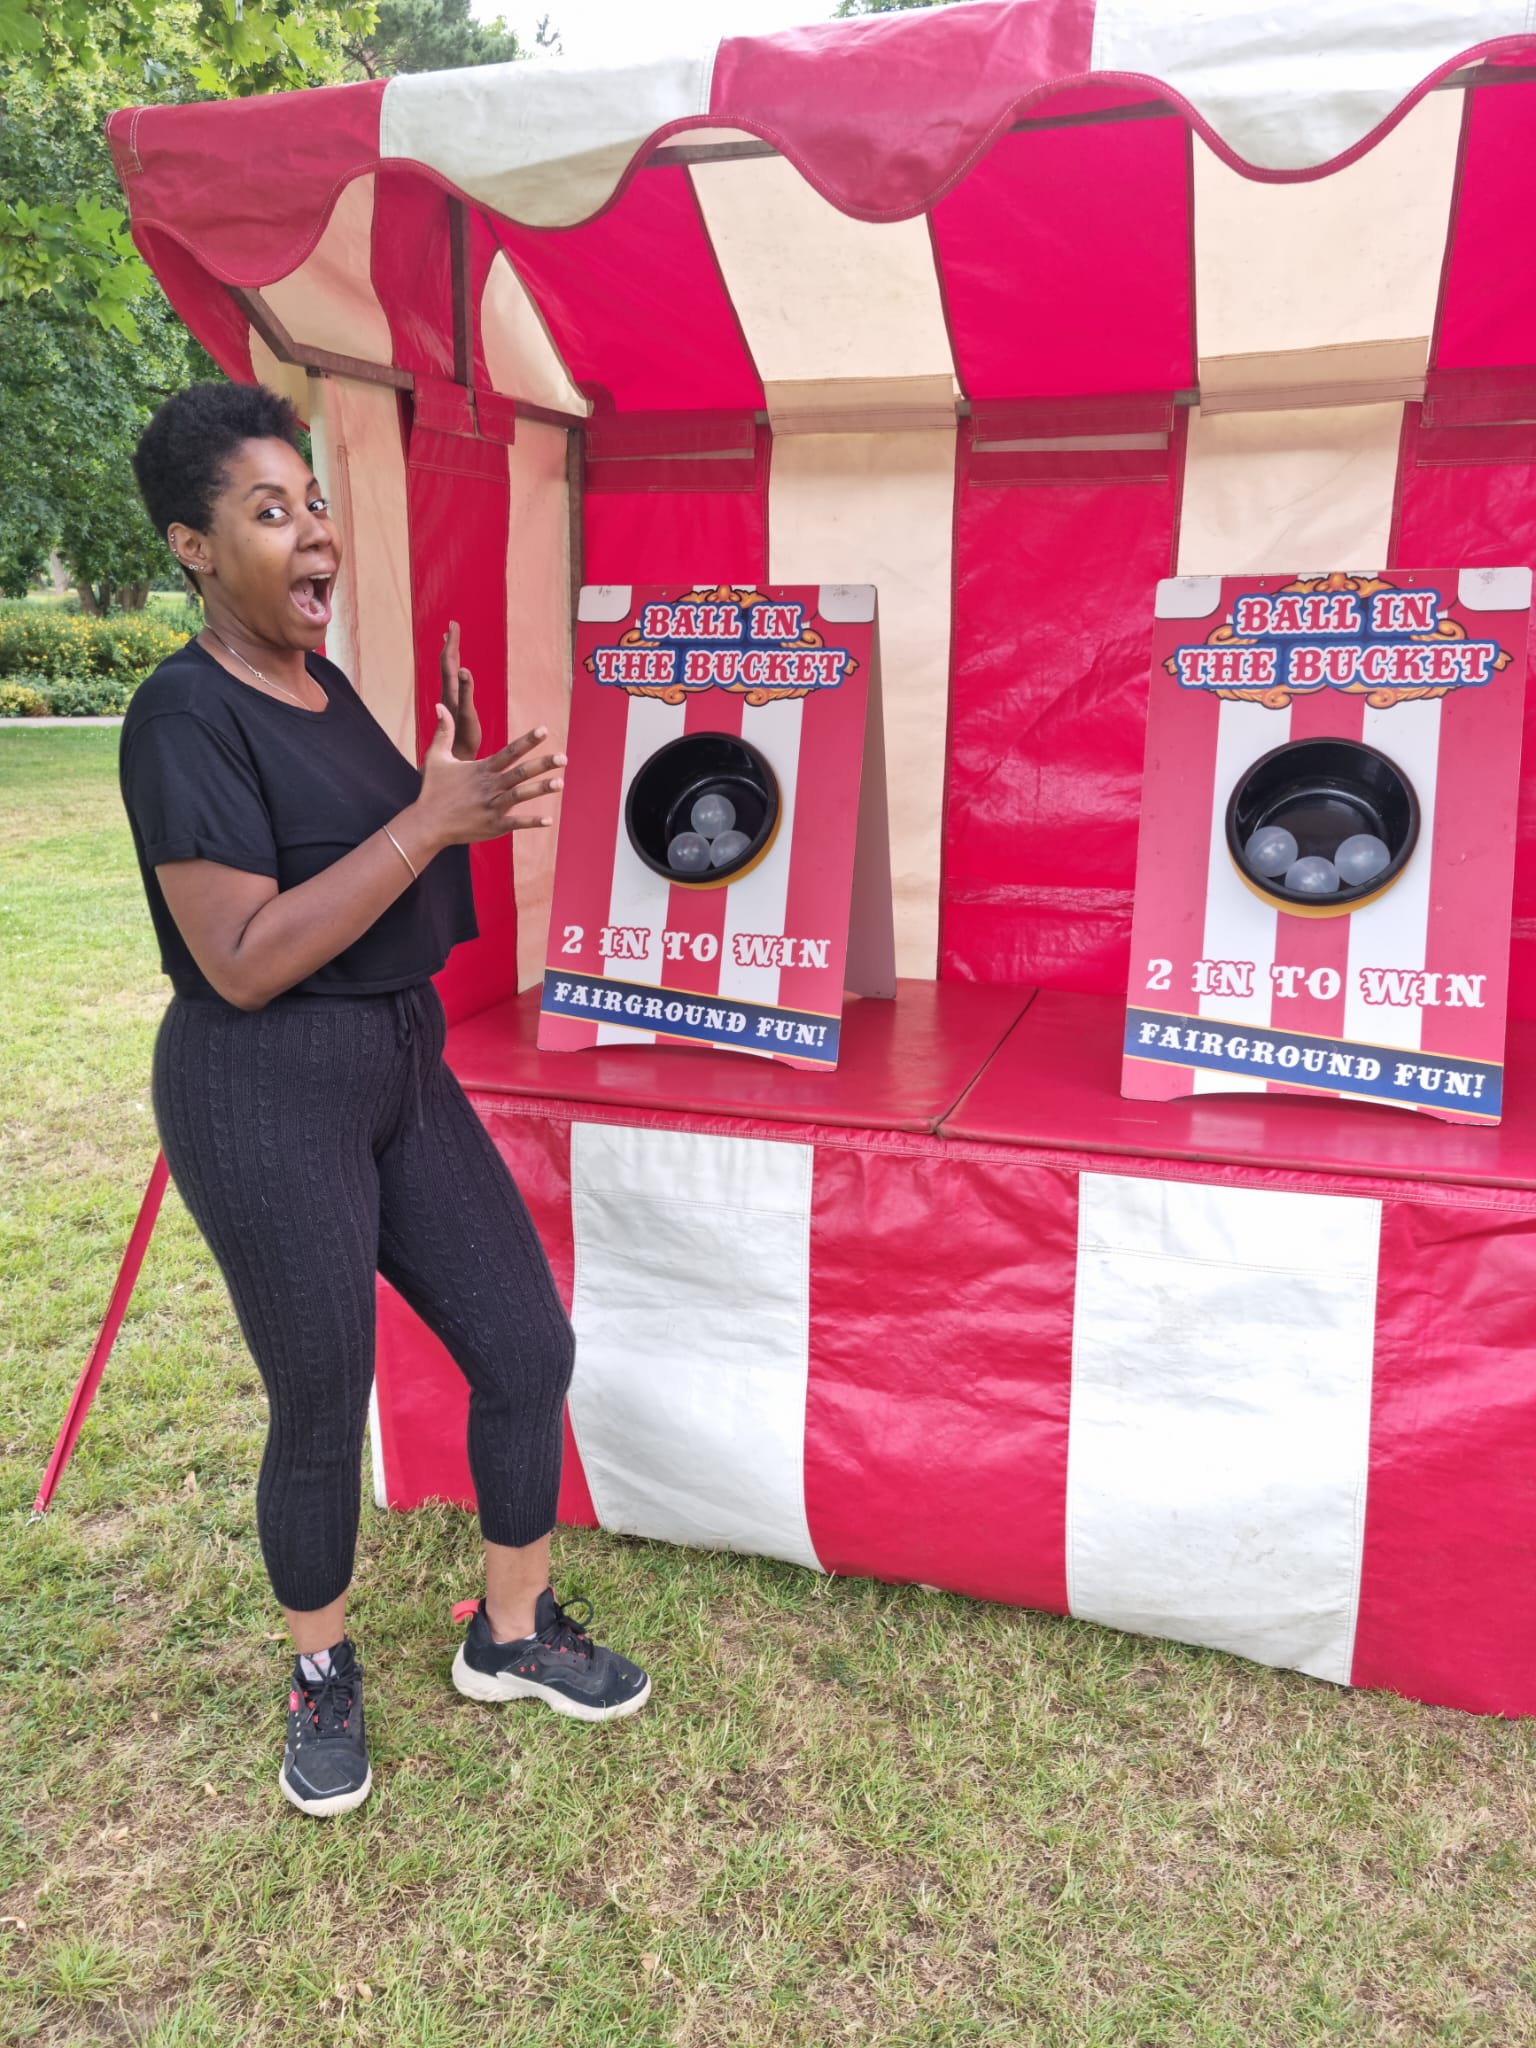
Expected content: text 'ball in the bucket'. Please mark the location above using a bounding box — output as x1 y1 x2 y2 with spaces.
1285 856 1341 895
1334 833 1391 886
667 832 712 875
709 830 751 868
690 793 736 840
1245 826 1299 878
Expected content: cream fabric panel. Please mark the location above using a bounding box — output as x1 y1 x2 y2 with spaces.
691 156 955 391
380 52 717 229
480 251 588 418
1069 1171 1380 1685
1177 404 1404 577
246 333 310 418
307 377 416 760
507 422 573 992
1198 339 1430 415
1193 92 1461 389
1092 0 1518 171
769 432 954 979
569 1122 820 1570
263 175 395 365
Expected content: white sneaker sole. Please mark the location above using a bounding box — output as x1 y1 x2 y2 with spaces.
451 1645 651 1722
279 1764 373 1817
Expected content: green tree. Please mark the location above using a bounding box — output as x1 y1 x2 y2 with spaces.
0 2 557 610
0 57 220 608
834 0 964 12
342 0 523 76
0 296 200 610
0 5 372 607
0 4 378 334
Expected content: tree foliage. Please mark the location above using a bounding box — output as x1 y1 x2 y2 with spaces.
342 0 523 77
2 0 551 609
833 0 965 12
0 4 376 339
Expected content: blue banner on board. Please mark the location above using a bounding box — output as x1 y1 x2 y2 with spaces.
1124 1007 1502 1117
542 970 841 1064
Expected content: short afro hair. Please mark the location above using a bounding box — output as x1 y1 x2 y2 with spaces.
133 381 304 546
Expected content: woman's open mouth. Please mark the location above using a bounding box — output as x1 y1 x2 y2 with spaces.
290 574 333 627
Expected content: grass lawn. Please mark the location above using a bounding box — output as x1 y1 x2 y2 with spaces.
2 730 1534 2047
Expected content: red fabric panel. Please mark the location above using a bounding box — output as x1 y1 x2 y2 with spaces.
803 1144 1074 1610
942 415 1185 992
712 0 1094 221
130 229 255 386
1354 1199 1536 1716
585 413 762 495
404 421 517 1025
372 1106 597 1529
495 170 761 414
966 445 1173 488
931 113 1192 399
369 167 456 383
583 433 769 586
472 391 518 444
107 85 385 286
1422 367 1536 428
1436 79 1536 372
1409 422 1536 467
412 376 475 438
1389 406 1536 1020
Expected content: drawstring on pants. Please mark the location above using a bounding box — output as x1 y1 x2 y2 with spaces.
390 983 433 1133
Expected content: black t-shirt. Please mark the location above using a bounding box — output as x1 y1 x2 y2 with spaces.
119 639 476 1002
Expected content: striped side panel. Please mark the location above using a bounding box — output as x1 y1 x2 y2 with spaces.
567 1122 821 1569
1067 1171 1381 1684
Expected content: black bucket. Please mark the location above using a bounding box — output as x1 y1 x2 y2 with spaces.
1225 736 1419 916
624 730 781 889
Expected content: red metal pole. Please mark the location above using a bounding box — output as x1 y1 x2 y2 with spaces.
31 1150 171 1517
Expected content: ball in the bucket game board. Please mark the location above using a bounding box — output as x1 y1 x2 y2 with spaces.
539 584 893 1071
1124 569 1532 1125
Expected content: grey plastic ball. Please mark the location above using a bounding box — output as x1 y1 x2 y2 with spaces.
1285 856 1341 895
1334 833 1391 886
666 832 712 875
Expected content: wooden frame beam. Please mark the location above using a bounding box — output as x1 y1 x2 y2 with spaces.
228 283 589 429
228 285 414 391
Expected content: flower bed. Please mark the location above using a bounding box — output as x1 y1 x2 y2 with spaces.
0 604 189 715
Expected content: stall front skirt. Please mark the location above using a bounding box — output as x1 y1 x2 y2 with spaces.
375 1086 1536 1722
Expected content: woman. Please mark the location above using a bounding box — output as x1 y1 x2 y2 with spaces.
120 382 649 1819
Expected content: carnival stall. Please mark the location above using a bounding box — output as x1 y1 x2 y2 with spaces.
107 0 1536 1716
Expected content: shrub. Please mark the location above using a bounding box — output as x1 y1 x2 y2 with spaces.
0 604 187 709
0 679 51 717
91 609 188 675
37 672 139 716
0 607 97 679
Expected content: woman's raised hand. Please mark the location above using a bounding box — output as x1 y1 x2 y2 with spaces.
414 703 566 847
440 620 482 761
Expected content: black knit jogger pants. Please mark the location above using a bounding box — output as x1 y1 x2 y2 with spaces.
151 981 575 1613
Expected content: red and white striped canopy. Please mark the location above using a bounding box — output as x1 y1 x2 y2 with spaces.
110 0 1536 1017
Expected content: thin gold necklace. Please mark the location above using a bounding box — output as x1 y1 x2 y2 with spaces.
207 628 314 708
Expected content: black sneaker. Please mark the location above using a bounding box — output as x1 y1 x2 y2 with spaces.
451 1589 651 1722
279 1640 372 1816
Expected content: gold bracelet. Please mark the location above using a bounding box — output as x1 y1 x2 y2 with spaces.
383 824 418 880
